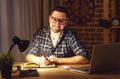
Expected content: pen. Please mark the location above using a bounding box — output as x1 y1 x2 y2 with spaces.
39 52 50 62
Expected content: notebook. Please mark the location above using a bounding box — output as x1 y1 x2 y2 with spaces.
70 42 120 74
23 62 56 68
19 62 56 77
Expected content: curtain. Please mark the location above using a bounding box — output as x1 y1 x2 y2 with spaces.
0 0 63 61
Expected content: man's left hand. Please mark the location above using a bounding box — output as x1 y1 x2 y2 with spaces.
48 55 59 63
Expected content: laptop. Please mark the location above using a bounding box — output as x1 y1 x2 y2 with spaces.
70 42 120 74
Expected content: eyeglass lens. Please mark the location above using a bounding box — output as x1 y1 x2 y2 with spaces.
51 16 67 25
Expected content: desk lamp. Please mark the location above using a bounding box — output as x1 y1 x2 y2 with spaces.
8 36 30 53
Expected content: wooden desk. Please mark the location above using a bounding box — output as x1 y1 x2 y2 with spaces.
1 62 120 79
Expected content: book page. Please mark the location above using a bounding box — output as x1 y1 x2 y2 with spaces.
23 62 56 68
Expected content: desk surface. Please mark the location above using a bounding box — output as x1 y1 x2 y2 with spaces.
1 62 120 79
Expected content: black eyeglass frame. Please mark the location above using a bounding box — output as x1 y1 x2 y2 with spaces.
50 16 68 25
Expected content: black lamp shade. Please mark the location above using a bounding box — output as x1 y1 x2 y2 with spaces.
8 36 30 53
18 40 30 52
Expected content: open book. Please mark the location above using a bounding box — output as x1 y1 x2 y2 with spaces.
23 62 56 68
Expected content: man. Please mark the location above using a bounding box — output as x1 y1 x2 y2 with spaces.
24 6 90 65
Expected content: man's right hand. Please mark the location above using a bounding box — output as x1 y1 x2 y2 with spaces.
25 54 50 66
35 56 50 65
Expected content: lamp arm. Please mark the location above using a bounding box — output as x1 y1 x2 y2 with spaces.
8 43 15 53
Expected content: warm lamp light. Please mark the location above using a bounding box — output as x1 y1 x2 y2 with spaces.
8 36 30 53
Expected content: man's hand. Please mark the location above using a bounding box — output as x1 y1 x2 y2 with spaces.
35 56 50 65
48 55 59 63
25 54 50 65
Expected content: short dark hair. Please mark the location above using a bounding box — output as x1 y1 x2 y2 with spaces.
50 6 68 17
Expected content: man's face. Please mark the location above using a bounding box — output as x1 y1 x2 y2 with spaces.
49 11 68 33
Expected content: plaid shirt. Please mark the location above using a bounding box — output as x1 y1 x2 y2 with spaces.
24 26 90 59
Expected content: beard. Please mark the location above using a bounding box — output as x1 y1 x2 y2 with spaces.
52 25 62 33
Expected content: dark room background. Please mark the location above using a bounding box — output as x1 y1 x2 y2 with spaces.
0 0 119 61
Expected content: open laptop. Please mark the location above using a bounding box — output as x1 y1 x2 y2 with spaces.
70 42 120 74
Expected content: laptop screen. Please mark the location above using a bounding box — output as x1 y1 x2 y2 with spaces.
90 43 120 74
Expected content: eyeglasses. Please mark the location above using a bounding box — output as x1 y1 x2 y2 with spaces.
50 16 67 25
